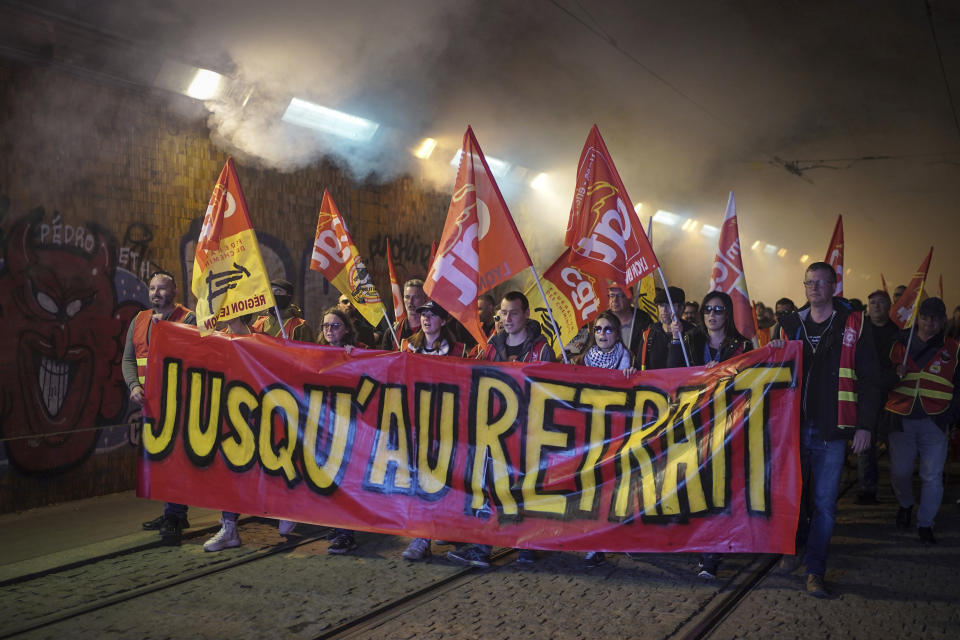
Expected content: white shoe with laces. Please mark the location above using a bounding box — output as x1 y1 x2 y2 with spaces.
203 518 241 552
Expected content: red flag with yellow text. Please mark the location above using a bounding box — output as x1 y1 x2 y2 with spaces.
708 192 756 340
564 125 658 288
310 190 386 329
425 127 532 345
825 215 844 297
890 247 933 329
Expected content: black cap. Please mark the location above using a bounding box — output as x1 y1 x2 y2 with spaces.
271 279 294 295
415 300 449 319
918 297 946 318
654 286 686 305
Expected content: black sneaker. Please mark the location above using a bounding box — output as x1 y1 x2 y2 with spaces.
158 515 182 546
143 514 190 531
447 545 491 568
697 559 719 579
584 551 605 567
918 527 937 544
896 506 913 530
806 574 835 599
327 532 357 555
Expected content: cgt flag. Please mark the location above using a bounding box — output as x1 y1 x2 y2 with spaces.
564 125 658 288
708 192 756 340
524 248 610 356
425 126 533 345
386 237 406 326
825 214 844 297
890 246 933 329
310 190 386 330
192 158 276 334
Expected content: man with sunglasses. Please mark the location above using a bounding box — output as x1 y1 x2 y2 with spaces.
773 261 880 598
639 286 691 370
123 271 196 545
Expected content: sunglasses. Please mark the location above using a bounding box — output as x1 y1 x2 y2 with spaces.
322 322 343 330
703 305 726 315
594 325 616 335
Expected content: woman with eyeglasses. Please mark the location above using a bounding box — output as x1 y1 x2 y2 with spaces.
667 290 751 579
574 310 636 566
315 307 364 554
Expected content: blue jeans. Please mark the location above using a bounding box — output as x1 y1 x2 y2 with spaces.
888 417 948 528
797 422 846 578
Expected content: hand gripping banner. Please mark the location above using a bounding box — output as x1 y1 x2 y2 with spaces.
139 323 802 553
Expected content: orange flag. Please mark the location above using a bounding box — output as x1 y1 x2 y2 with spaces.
708 191 756 340
881 273 889 294
310 190 386 329
191 157 275 333
386 237 406 325
824 214 843 297
564 125 658 287
890 247 933 329
425 126 533 345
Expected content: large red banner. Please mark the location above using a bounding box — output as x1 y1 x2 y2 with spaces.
138 323 802 554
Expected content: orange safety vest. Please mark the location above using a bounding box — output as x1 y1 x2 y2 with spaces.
133 304 191 385
885 336 959 416
251 314 306 338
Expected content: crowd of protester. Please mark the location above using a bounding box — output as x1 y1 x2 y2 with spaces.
124 264 959 600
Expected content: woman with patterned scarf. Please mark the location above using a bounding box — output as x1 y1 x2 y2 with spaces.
575 310 636 566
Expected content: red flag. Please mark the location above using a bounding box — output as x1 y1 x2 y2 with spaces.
824 215 843 297
881 273 888 294
890 247 933 329
708 192 756 340
564 125 658 287
425 127 533 344
310 190 386 329
938 274 943 299
386 237 406 325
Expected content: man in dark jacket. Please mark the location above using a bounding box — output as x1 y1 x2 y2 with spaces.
773 262 880 598
640 286 692 370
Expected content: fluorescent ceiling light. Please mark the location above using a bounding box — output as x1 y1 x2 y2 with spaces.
413 138 437 159
799 254 809 263
186 69 224 100
530 172 549 191
653 210 681 227
634 202 644 213
681 219 700 232
700 224 720 239
777 248 788 258
282 98 380 142
449 150 511 178
763 243 778 255
751 240 762 251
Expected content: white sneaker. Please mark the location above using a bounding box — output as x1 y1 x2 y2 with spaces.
402 537 431 561
277 520 296 536
203 518 241 552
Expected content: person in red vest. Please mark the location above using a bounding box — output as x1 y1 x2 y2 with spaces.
122 270 195 545
398 300 468 562
447 291 553 569
251 279 314 342
772 261 880 599
883 297 959 545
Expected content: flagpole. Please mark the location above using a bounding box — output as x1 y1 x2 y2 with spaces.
529 264 570 364
657 267 690 366
387 314 402 351
901 281 925 361
273 305 289 339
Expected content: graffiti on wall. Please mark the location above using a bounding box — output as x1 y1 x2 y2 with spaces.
0 206 153 475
